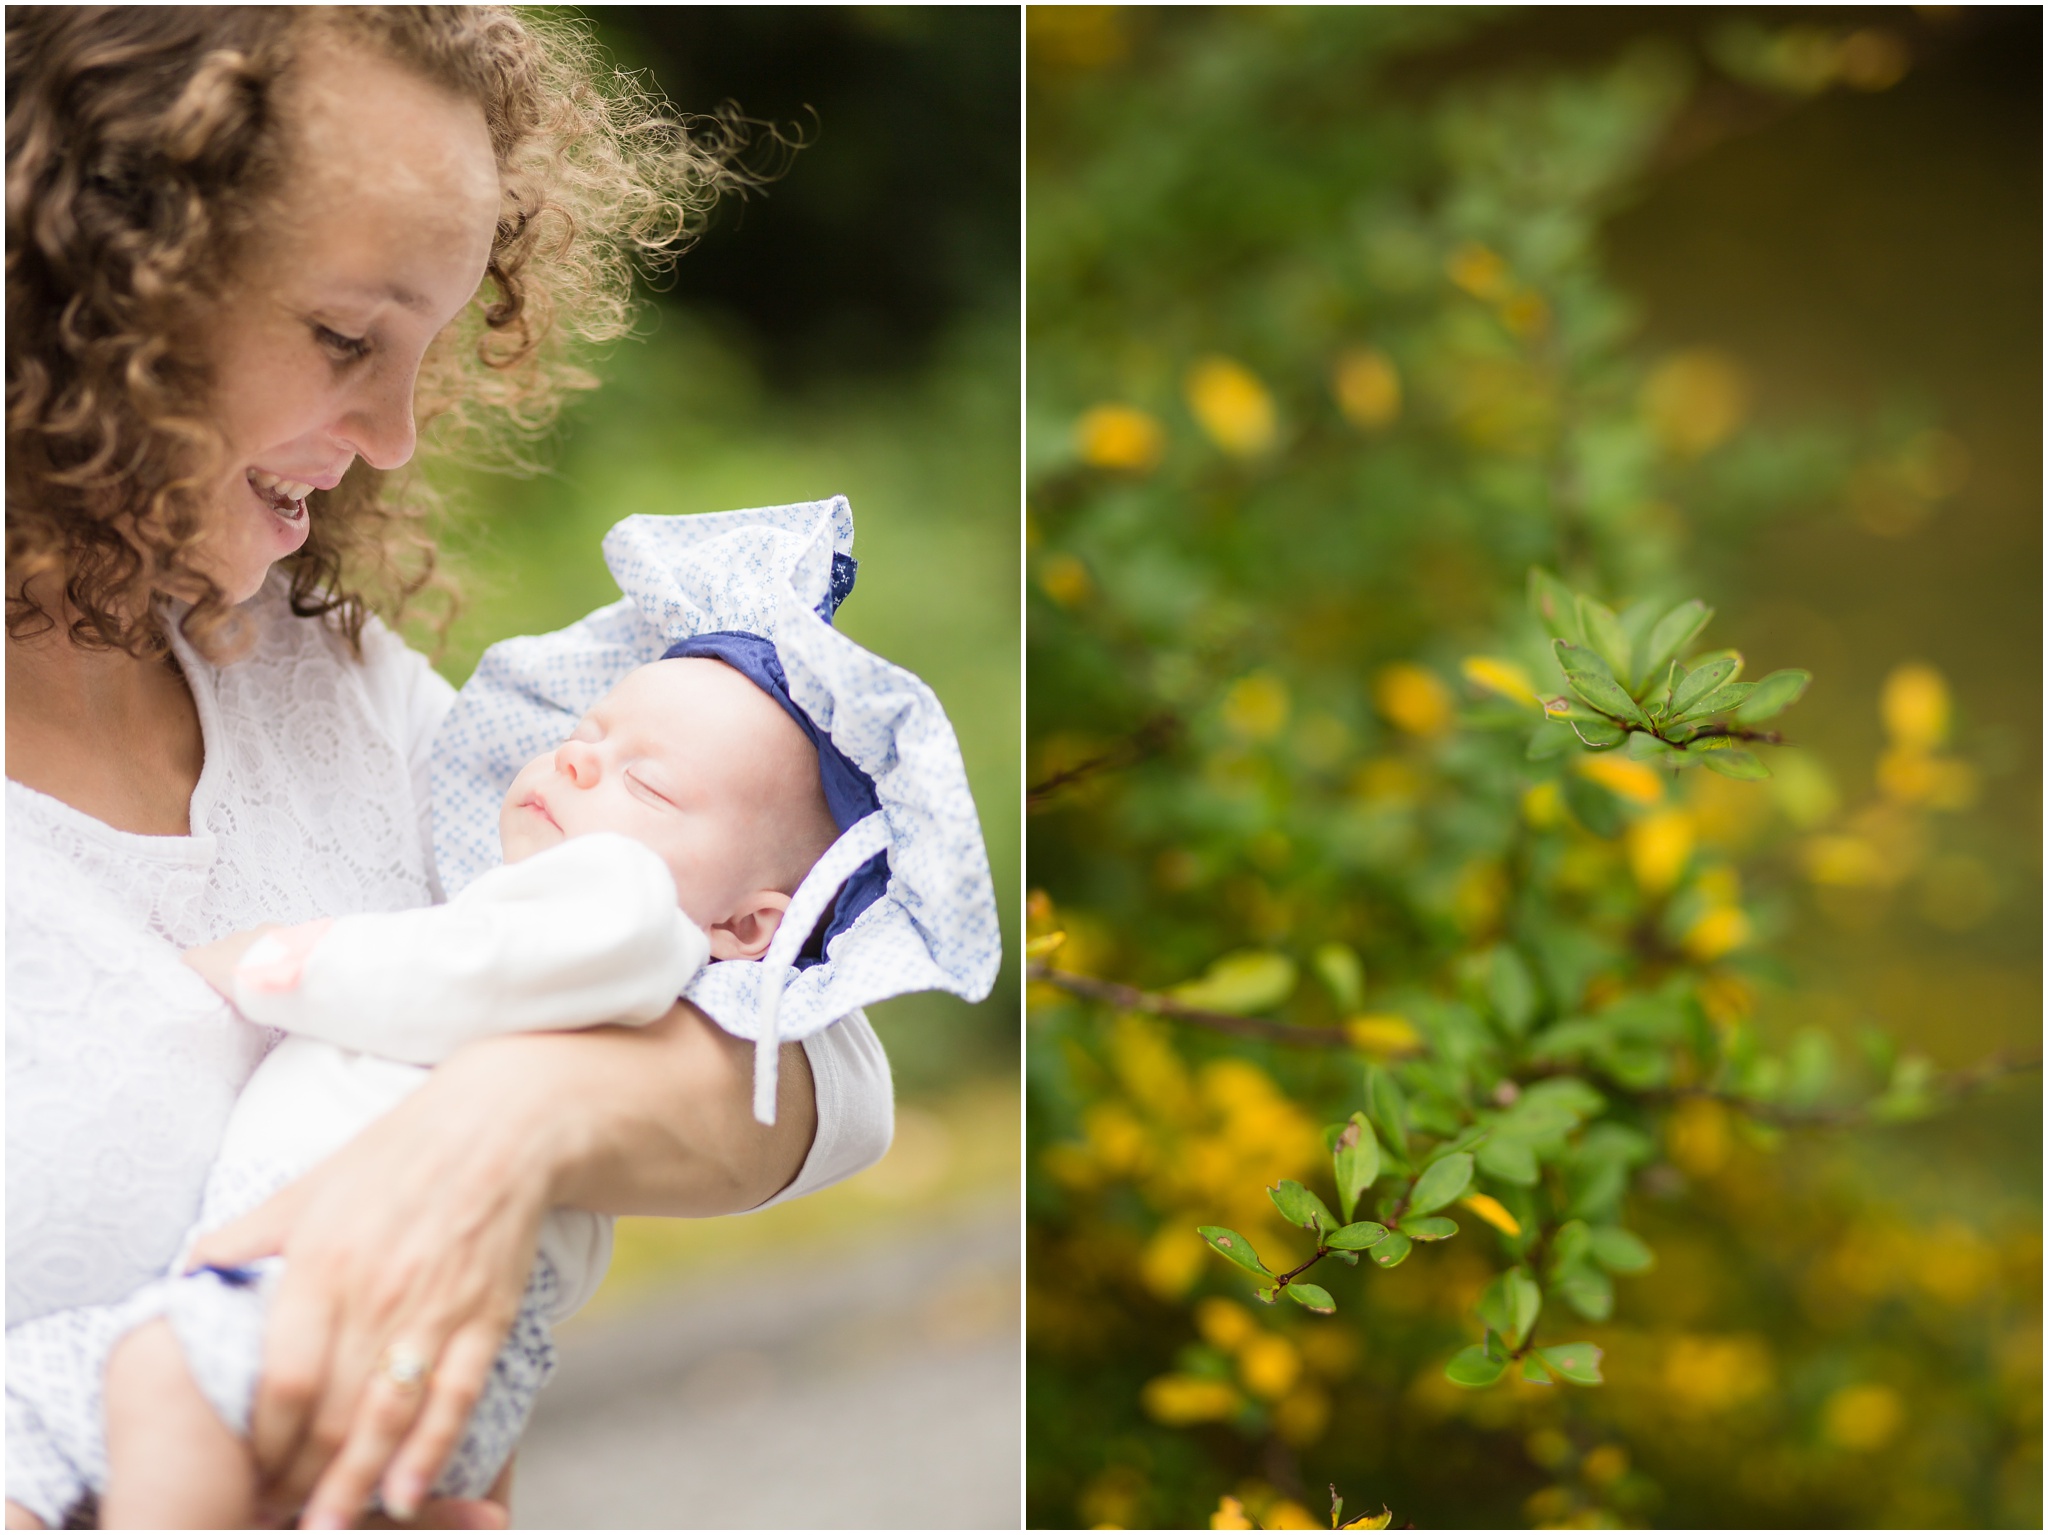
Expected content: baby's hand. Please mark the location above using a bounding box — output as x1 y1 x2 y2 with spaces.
183 920 335 999
183 926 278 997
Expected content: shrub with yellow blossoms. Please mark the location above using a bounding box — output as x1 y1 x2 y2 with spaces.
1027 8 2034 1530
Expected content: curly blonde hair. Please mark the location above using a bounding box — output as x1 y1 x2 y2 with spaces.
7 5 741 658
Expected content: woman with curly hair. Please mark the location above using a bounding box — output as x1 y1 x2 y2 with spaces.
6 8 891 1528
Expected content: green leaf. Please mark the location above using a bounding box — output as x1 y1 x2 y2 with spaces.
1325 1221 1391 1250
1370 1232 1413 1268
1170 950 1298 1013
1268 1179 1336 1236
1555 1264 1614 1320
1638 599 1713 688
1538 1342 1605 1385
1521 1353 1555 1384
1486 946 1538 1037
1475 1265 1542 1348
1476 1134 1539 1186
1735 668 1811 722
1368 1065 1409 1157
1400 1215 1459 1241
1568 718 1627 751
1656 658 1688 718
1550 1219 1592 1270
1312 942 1366 1013
1626 730 1675 759
1333 1113 1380 1221
1445 1344 1507 1387
1528 568 1583 643
1285 1282 1336 1314
1199 1226 1272 1276
1408 1151 1475 1214
1527 720 1578 760
1588 1226 1655 1274
1562 774 1624 837
1554 642 1651 728
1676 680 1756 721
1699 747 1769 780
1577 596 1634 687
1668 654 1739 717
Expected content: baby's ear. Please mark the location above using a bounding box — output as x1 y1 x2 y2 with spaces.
706 891 794 961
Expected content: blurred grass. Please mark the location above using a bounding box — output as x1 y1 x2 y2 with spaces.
406 303 1019 1096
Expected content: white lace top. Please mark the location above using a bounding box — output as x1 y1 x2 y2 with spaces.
7 579 893 1328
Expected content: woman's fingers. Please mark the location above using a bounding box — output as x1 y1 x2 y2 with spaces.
248 1270 342 1480
296 1340 439 1530
185 1177 309 1270
380 1324 500 1521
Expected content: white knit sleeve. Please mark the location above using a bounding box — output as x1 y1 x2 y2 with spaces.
232 835 709 1065
747 1008 895 1211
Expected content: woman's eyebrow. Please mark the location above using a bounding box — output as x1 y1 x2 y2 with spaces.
337 278 429 312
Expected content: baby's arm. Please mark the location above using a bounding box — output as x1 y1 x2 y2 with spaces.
185 834 710 1065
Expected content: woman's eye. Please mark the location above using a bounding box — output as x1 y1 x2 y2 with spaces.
313 324 371 363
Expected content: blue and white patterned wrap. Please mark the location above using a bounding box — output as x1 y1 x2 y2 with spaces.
430 496 1001 1061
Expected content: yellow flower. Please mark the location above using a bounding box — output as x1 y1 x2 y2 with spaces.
1821 1382 1904 1451
1666 1097 1730 1176
1446 242 1513 301
1212 1495 1256 1531
1627 809 1695 894
1140 1221 1208 1301
1577 753 1664 806
1460 655 1540 708
1332 348 1402 429
1271 1382 1330 1446
1345 1015 1422 1057
1683 905 1751 961
1076 403 1166 471
1460 1193 1522 1237
1222 672 1291 742
1195 1296 1258 1352
1802 834 1890 888
1238 1333 1302 1400
1881 662 1950 750
1521 780 1565 827
1142 1373 1242 1425
1185 356 1279 457
1642 348 1749 458
1373 662 1453 737
1662 1333 1773 1416
1039 552 1094 607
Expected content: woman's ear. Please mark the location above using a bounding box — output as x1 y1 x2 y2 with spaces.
705 891 794 961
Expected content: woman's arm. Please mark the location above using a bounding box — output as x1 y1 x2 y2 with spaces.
184 999 815 1529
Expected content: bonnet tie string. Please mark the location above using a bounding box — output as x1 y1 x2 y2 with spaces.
751 810 892 1125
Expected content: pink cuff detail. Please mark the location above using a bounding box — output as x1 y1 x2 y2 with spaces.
235 918 336 995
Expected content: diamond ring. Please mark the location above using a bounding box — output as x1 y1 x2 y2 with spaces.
380 1343 431 1393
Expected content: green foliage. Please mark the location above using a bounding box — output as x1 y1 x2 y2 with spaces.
1026 9 2034 1531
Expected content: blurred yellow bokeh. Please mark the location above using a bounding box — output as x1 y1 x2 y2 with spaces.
1373 662 1453 737
1185 356 1279 457
1332 347 1403 429
1076 402 1167 472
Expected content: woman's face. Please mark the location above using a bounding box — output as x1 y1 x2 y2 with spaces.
192 41 500 604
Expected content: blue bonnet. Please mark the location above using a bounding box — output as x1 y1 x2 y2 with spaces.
429 496 1001 1123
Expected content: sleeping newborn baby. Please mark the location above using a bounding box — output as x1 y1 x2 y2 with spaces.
10 652 843 1529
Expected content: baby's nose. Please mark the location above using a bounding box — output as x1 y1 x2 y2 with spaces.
555 739 600 787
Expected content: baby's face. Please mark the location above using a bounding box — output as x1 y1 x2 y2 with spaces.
499 658 837 958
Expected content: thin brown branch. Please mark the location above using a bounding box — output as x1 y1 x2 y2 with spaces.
1027 714 1180 809
1026 963 1348 1046
1029 963 2043 1123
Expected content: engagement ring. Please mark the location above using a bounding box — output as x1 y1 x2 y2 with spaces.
380 1343 431 1393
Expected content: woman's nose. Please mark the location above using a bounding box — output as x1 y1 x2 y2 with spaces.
338 363 419 471
555 739 600 787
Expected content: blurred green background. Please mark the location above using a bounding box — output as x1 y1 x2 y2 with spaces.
409 6 1020 1105
1026 6 2037 1530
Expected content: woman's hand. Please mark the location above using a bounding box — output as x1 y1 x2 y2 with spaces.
185 999 815 1530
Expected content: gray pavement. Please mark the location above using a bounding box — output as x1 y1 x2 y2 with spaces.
510 1203 1020 1529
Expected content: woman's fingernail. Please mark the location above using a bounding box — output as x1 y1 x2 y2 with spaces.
385 1477 421 1522
302 1510 347 1530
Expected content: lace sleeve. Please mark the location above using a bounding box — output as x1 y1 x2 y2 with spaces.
357 617 458 900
